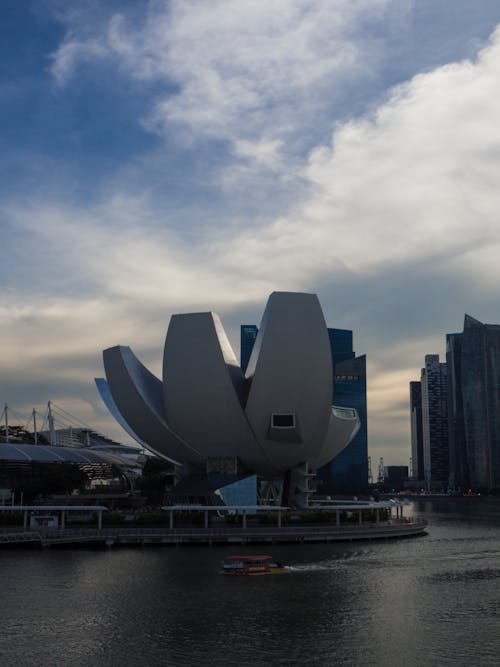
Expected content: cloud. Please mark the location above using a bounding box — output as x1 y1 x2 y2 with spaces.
8 6 500 462
220 26 500 282
51 37 108 85
50 0 401 157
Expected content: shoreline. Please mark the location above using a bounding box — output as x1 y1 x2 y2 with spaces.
0 518 428 548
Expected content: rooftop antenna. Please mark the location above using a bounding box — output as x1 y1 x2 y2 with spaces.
367 456 373 485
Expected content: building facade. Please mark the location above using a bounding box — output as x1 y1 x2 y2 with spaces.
316 328 368 493
383 466 409 490
410 314 500 492
240 325 258 374
409 381 424 480
446 332 469 490
460 315 500 489
421 354 449 486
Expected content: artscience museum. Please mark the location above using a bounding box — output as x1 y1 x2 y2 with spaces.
96 292 360 507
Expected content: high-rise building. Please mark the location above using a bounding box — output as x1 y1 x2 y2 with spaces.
409 381 424 480
316 328 368 493
460 315 500 489
240 325 258 374
411 315 500 492
327 328 354 364
421 355 449 485
446 332 469 490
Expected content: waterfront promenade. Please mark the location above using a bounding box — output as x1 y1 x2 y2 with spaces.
0 517 427 547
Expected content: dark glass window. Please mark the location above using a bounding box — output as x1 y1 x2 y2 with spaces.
271 413 295 428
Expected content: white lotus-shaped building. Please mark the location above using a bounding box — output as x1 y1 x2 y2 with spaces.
97 292 360 503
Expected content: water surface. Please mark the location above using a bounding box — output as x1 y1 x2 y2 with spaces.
2 498 500 666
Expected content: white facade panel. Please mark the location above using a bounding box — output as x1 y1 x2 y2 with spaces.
103 346 203 466
244 292 333 472
310 406 361 469
95 377 147 450
163 313 273 473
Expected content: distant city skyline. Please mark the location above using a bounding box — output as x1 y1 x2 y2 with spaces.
410 314 500 491
2 1 500 465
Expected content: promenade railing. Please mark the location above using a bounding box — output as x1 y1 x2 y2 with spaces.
0 518 426 544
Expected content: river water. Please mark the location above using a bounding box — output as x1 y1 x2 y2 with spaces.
1 498 500 666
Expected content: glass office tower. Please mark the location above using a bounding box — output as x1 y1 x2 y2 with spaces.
316 328 368 493
409 381 424 480
327 328 354 364
446 332 469 490
421 355 449 486
461 315 500 489
240 325 258 374
410 315 500 492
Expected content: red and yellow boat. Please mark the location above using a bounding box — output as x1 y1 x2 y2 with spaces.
221 555 285 575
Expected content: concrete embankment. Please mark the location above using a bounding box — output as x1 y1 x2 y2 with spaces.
0 519 427 547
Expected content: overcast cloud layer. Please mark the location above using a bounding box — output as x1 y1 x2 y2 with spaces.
2 1 500 464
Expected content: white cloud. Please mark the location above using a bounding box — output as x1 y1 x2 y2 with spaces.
50 0 401 155
51 38 109 85
16 25 500 342
219 26 500 282
233 138 284 171
23 9 500 461
48 4 500 281
2 194 271 318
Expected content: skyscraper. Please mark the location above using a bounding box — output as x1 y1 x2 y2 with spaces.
446 332 469 489
316 328 368 493
411 315 500 492
240 325 258 374
460 315 500 489
327 328 354 364
409 381 424 480
421 355 449 486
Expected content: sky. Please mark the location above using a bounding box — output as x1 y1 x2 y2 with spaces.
2 0 500 466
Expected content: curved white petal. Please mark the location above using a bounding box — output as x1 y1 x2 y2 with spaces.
245 292 333 472
103 345 204 466
310 406 361 469
95 377 148 450
163 312 274 473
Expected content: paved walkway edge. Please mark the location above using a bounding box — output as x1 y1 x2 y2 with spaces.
0 519 428 547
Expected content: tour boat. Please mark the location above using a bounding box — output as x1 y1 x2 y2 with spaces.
221 555 285 575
